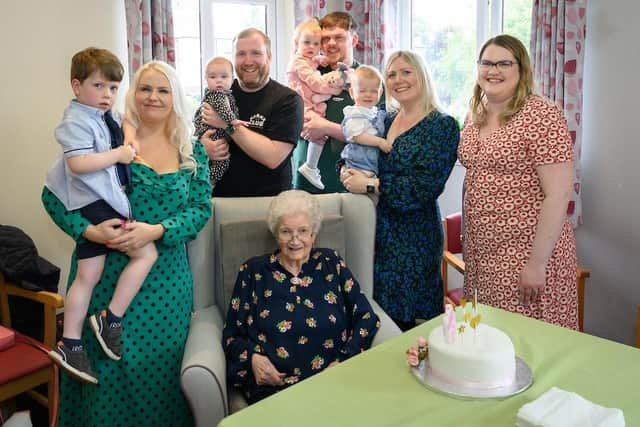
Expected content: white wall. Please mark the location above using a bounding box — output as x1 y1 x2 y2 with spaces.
1 1 638 345
0 1 128 296
576 0 640 345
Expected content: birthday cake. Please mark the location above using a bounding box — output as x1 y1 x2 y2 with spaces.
426 306 516 389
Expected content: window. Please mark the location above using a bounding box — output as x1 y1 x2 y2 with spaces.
173 0 291 109
173 0 201 109
402 0 532 123
503 0 532 51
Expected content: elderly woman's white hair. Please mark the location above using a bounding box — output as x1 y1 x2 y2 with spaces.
267 190 323 236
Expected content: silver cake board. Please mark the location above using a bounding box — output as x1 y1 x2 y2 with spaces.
411 356 533 399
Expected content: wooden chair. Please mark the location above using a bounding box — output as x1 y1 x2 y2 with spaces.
636 305 640 348
441 211 590 331
441 212 465 307
0 272 63 427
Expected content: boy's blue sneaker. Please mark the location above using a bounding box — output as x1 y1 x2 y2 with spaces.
89 311 122 361
48 342 98 384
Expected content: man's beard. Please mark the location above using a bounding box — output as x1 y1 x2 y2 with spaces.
238 64 269 90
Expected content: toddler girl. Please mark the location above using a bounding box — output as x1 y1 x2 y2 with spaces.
287 18 348 190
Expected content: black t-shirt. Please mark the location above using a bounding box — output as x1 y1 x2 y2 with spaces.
213 79 304 197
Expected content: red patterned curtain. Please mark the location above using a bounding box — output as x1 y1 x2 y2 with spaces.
345 0 399 70
530 0 586 227
125 0 175 77
294 0 329 25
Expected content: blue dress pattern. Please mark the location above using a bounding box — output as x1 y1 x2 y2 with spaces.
222 248 380 403
374 111 460 322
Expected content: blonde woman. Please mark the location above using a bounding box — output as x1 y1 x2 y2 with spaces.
459 34 578 329
341 51 460 330
42 61 212 425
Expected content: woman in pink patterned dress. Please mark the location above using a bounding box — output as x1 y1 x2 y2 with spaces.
458 34 578 330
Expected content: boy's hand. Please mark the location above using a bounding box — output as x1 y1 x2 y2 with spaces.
125 138 140 154
115 144 136 163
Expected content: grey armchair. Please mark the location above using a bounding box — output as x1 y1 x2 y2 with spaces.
181 193 401 426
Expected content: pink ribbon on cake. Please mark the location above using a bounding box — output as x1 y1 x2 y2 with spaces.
427 363 515 390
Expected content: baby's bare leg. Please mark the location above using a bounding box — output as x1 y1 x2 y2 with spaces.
109 243 158 316
64 255 106 339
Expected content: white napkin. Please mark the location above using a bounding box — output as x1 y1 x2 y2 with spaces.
516 387 625 427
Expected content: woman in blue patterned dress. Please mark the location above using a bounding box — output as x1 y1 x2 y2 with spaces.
42 61 212 426
222 190 380 403
341 51 459 331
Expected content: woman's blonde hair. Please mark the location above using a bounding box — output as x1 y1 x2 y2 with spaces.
469 34 534 126
384 50 440 116
125 61 196 172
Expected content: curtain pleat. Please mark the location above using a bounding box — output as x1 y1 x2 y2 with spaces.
125 0 176 78
531 0 586 227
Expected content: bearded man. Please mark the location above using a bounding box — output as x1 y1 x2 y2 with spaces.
202 28 304 197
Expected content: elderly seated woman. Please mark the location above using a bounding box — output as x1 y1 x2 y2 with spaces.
222 190 380 403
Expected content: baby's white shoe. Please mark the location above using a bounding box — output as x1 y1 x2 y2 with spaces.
298 163 325 190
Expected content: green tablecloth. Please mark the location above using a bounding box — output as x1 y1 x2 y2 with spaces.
218 305 640 426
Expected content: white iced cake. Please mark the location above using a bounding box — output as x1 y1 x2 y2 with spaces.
427 323 516 389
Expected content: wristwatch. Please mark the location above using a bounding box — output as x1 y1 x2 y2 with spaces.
366 179 376 194
224 123 235 135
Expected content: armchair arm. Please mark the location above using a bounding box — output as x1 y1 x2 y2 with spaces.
369 299 402 346
0 274 64 347
180 305 228 427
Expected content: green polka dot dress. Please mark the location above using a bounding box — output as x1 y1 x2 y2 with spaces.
42 141 212 426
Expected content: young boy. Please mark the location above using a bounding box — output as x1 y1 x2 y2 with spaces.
193 56 245 185
287 18 349 190
45 47 157 384
340 65 389 178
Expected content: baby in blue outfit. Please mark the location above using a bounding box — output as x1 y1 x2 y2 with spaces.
340 65 388 177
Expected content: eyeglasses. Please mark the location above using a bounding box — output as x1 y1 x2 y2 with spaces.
477 60 518 71
277 227 313 241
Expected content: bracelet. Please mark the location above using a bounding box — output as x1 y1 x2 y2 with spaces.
224 123 235 135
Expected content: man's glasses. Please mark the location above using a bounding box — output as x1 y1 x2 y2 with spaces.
477 60 518 71
277 227 313 241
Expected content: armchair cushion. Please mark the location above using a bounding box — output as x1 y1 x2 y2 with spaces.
218 215 345 310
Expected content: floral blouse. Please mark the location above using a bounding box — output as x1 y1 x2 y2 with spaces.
222 248 380 402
